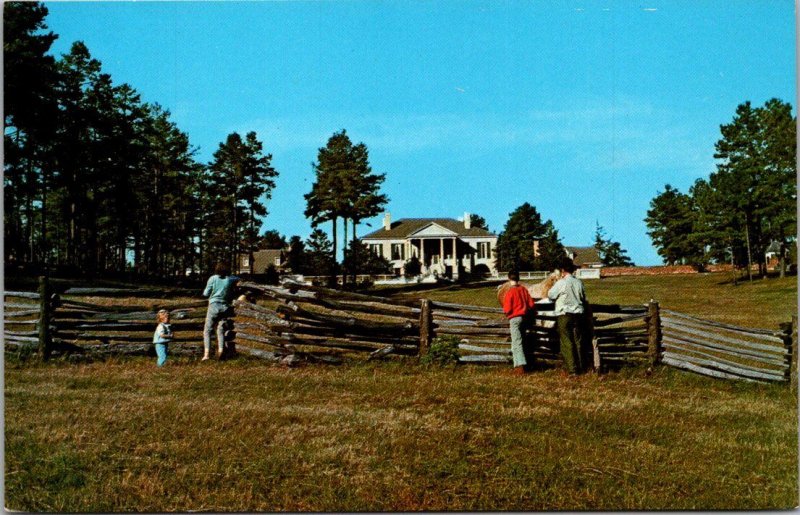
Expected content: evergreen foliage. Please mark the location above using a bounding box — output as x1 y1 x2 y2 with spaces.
469 214 489 231
205 132 278 272
343 240 392 276
304 229 335 277
403 256 422 278
593 223 634 267
645 99 796 277
304 130 388 285
645 185 701 265
284 236 306 274
3 4 280 279
494 203 565 272
257 230 287 250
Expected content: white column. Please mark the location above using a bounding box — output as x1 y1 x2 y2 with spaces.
439 238 444 265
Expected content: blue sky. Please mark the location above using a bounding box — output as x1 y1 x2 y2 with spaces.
44 1 796 265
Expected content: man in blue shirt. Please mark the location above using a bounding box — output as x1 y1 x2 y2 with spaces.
202 263 240 360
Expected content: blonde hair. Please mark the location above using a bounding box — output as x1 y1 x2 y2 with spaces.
156 309 170 323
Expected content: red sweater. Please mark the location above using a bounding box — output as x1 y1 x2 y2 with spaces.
503 284 535 319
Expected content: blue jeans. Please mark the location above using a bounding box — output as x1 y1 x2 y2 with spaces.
204 302 231 354
509 316 527 367
155 342 168 366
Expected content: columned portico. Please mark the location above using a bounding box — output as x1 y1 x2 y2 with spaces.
410 236 464 279
361 217 498 279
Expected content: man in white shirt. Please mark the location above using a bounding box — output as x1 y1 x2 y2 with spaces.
547 257 588 375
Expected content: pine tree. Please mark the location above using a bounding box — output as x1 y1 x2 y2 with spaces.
469 214 489 231
593 222 634 267
303 131 389 285
644 185 700 265
494 203 564 271
4 2 59 266
284 235 306 274
206 132 278 271
343 240 392 276
304 229 334 278
257 230 287 250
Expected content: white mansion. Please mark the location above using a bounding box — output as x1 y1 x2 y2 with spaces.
360 213 498 279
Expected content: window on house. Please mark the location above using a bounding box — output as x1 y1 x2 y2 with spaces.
391 243 405 261
369 244 383 257
242 256 249 267
477 242 491 259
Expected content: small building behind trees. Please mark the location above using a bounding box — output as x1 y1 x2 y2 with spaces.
237 249 287 275
564 246 603 268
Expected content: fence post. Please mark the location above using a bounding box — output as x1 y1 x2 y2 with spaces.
647 300 661 367
585 304 601 372
419 299 433 356
783 316 798 391
38 276 52 361
223 318 236 359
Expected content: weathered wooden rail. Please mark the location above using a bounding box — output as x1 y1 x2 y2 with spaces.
426 297 651 368
4 278 213 360
234 281 421 360
4 278 796 387
235 281 653 369
660 308 795 384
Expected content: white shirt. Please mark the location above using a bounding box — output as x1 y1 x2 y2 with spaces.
547 274 587 315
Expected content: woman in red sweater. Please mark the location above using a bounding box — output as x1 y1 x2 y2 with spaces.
502 270 536 375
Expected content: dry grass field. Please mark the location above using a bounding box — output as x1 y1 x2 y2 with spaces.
5 360 798 512
4 272 798 511
422 273 797 329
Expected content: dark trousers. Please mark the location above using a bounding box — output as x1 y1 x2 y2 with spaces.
557 313 585 374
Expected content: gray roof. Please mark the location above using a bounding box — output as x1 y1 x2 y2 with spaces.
361 218 497 240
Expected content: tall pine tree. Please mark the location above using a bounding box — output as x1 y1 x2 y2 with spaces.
205 132 278 272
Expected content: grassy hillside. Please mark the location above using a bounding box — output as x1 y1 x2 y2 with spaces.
5 360 797 512
419 273 797 329
4 272 798 511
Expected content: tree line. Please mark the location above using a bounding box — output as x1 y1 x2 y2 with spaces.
5 3 277 278
645 99 796 279
493 203 632 272
6 2 635 284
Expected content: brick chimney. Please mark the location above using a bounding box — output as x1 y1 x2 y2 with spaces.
383 212 391 231
533 239 540 257
464 212 471 229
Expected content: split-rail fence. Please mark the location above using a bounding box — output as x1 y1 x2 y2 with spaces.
3 277 797 387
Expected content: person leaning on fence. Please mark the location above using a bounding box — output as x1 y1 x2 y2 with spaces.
202 263 240 361
547 257 589 375
153 309 173 367
502 270 536 376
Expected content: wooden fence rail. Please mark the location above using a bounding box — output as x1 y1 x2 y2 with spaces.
659 308 793 384
3 279 795 386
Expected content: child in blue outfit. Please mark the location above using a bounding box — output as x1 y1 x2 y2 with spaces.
153 309 173 366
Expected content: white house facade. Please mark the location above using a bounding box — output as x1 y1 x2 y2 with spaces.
360 213 498 279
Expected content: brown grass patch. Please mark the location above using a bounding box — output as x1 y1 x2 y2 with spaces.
5 359 797 511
